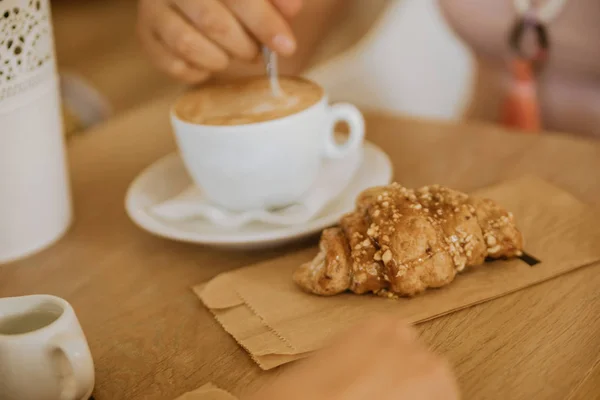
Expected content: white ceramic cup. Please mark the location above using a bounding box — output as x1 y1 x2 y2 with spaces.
0 295 95 400
171 82 365 212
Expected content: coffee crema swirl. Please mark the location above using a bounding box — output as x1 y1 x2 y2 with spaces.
174 77 323 126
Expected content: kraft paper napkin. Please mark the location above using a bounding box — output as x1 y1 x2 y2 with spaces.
175 383 238 400
194 176 600 370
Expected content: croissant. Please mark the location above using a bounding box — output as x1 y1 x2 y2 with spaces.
293 183 523 297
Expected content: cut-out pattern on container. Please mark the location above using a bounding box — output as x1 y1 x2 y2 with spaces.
0 0 54 103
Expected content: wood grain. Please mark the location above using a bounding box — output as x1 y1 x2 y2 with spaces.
568 359 600 400
1 97 599 399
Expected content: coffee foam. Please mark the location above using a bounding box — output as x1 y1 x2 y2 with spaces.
174 77 323 126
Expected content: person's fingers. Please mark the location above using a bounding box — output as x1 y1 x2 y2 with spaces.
222 0 297 56
154 2 230 71
393 318 420 344
305 316 406 382
138 25 211 84
393 351 459 400
245 315 459 400
270 0 303 17
173 0 259 61
386 324 460 400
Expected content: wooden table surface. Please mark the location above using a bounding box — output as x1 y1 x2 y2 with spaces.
1 96 599 400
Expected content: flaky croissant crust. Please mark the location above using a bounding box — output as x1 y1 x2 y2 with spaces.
294 183 523 297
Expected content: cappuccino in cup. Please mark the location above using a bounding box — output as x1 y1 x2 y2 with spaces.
171 76 365 212
174 77 323 126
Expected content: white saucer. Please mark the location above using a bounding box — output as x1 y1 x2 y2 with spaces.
125 141 393 249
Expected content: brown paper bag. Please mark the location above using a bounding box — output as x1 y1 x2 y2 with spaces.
194 176 600 370
175 383 238 400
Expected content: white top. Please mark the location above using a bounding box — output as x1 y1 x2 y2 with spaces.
514 0 569 22
304 0 476 121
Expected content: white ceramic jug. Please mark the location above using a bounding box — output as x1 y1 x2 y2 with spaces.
0 295 95 400
0 0 73 264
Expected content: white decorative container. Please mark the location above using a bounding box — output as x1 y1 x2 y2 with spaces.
0 0 72 263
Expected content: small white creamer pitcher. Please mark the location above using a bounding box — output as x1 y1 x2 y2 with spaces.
0 295 95 400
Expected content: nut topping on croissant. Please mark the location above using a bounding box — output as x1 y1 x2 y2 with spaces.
293 183 523 297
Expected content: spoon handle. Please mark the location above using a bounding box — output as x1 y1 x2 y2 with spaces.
262 46 283 97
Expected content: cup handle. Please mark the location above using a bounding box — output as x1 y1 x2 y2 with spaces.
51 335 94 400
324 103 365 159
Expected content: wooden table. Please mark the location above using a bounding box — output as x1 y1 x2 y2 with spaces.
1 96 599 400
